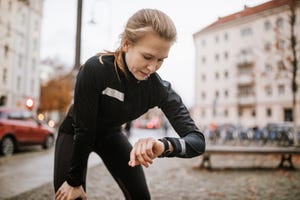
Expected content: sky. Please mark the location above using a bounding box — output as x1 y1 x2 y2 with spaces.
40 0 270 107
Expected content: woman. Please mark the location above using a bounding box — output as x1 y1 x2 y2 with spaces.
54 8 205 200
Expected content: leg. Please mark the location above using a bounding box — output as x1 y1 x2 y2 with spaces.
95 132 150 200
53 117 88 192
278 154 295 170
200 153 211 169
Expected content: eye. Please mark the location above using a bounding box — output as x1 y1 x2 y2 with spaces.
158 59 164 63
143 55 152 60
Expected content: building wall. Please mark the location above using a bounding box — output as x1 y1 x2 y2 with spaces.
0 0 44 111
193 1 300 128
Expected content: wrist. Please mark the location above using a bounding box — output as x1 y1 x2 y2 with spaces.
158 138 173 157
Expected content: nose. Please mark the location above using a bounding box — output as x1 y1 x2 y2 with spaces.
147 64 156 73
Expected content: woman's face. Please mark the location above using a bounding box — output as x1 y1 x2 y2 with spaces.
123 32 173 81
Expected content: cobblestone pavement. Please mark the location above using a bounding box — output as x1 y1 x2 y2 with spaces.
5 154 300 200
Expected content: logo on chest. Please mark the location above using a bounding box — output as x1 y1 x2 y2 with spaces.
102 87 124 102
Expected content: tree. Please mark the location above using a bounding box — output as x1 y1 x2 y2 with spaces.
288 0 299 145
275 0 299 145
39 74 73 115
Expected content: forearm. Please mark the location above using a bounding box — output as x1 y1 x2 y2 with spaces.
162 132 205 158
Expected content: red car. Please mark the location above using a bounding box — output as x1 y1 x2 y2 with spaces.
0 107 55 156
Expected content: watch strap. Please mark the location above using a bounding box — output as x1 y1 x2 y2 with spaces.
158 138 171 157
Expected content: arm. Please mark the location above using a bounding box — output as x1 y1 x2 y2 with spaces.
159 80 205 158
128 76 205 167
66 57 103 186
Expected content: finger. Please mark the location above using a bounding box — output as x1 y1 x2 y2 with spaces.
135 141 149 167
129 146 137 166
146 139 155 158
141 141 153 164
55 189 62 200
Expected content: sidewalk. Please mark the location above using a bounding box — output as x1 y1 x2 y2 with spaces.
3 128 300 200
6 154 300 200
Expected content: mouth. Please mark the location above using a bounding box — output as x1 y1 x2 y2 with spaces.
140 71 149 77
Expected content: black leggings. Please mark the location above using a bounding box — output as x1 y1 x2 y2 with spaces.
53 122 150 200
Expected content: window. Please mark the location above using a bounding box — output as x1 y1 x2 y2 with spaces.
201 39 206 46
278 85 285 95
215 36 219 43
224 52 228 60
224 109 228 117
215 54 219 62
277 60 285 71
241 27 253 36
266 108 272 117
224 70 228 78
238 108 243 117
2 68 7 84
31 79 35 92
202 57 206 64
201 74 206 82
265 86 272 96
264 42 271 51
215 91 219 98
4 45 9 57
224 33 228 41
277 39 285 50
201 109 205 118
264 20 272 31
215 72 219 80
276 17 284 29
17 76 21 91
265 64 272 73
18 54 23 67
201 92 206 99
224 90 229 98
252 109 256 117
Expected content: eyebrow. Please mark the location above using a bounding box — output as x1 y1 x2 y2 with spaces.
142 52 168 59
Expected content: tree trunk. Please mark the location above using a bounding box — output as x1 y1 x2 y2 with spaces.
289 0 298 146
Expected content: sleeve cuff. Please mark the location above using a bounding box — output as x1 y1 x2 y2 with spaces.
66 174 83 187
165 137 185 157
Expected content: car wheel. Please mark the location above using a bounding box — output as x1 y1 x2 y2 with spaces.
1 137 15 156
43 135 54 149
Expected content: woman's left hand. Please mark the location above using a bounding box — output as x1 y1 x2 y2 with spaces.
128 137 164 168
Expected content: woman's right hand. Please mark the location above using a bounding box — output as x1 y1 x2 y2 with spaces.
55 181 87 200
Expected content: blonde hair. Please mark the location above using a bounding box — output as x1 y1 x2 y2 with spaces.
98 9 177 80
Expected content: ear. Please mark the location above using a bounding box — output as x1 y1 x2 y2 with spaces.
122 40 129 52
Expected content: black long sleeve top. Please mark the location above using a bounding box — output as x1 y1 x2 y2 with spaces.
66 54 205 186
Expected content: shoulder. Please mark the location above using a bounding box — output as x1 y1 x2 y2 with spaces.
150 73 172 90
79 54 115 78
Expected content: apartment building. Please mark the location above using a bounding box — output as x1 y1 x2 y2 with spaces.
193 0 300 128
0 0 44 111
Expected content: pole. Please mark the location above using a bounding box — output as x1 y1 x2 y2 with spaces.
75 0 83 70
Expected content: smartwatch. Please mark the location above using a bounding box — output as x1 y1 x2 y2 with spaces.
158 138 171 157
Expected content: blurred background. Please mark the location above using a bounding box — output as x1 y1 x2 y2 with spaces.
0 0 300 199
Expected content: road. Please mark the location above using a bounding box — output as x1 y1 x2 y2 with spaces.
0 128 173 199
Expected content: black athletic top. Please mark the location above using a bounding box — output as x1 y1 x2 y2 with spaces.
66 54 205 186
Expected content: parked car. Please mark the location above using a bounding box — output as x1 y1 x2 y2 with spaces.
0 107 55 156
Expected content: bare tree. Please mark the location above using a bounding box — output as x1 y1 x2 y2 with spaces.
289 0 299 145
273 0 298 145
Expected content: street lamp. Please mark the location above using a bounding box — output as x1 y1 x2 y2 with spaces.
74 0 83 71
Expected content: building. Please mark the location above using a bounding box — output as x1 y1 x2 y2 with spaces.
0 0 44 111
193 0 300 128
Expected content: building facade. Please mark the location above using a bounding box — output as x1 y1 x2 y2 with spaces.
0 0 44 111
193 0 300 128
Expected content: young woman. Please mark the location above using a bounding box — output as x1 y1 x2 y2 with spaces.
54 8 205 200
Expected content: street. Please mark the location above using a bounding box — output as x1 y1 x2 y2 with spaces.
1 128 300 200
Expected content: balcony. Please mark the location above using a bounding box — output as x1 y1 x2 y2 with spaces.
237 74 254 85
237 94 255 106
